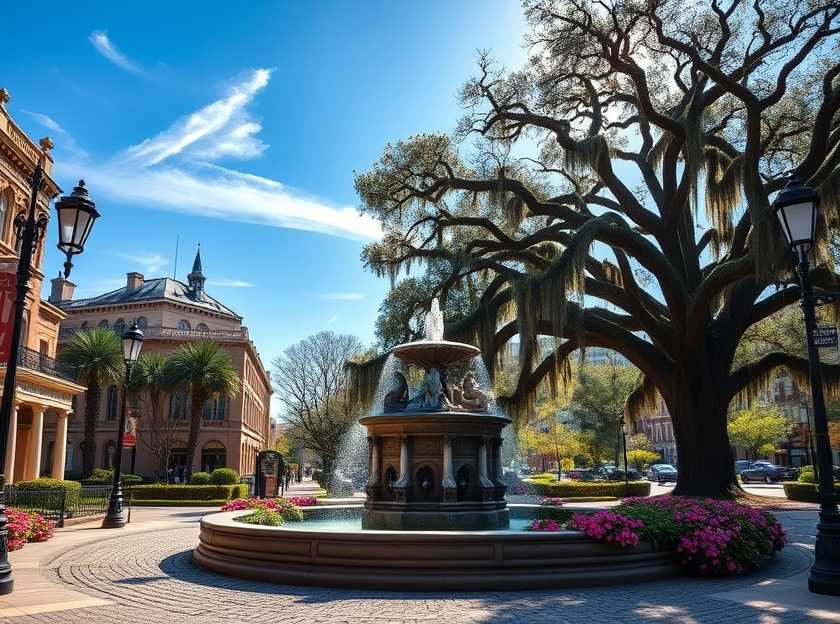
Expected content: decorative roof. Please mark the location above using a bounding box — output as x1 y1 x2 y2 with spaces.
58 276 240 319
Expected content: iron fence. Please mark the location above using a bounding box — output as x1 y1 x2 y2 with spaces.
2 485 120 527
14 346 78 382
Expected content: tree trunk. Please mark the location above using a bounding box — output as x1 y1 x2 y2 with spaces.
81 383 100 477
185 390 207 477
668 362 742 497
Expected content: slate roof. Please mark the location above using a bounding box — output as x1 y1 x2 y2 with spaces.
59 277 240 319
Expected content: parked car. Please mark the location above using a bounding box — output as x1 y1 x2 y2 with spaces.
566 468 596 481
598 466 641 481
648 464 678 483
734 460 752 476
740 462 799 483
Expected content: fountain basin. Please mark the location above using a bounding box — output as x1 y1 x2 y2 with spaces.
392 340 480 368
193 506 679 590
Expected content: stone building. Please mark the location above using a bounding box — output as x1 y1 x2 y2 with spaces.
631 394 678 466
0 89 85 483
52 249 272 478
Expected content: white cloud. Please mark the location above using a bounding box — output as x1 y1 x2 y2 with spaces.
89 31 144 75
22 110 89 160
314 293 364 300
328 314 340 324
207 278 254 288
115 251 168 274
54 68 383 242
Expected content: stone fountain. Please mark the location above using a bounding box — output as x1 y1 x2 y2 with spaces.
360 299 511 530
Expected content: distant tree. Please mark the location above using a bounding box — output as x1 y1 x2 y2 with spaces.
626 433 653 452
272 331 365 489
727 406 793 460
60 328 124 477
167 341 240 475
519 398 581 475
130 352 176 479
626 448 661 471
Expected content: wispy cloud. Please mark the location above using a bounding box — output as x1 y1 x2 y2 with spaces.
89 31 144 75
57 68 382 242
314 293 364 300
22 110 89 159
328 314 340 324
115 251 168 274
207 278 254 288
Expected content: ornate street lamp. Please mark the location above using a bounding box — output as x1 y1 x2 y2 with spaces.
102 322 143 529
0 162 98 595
772 173 840 596
54 180 100 279
617 415 629 494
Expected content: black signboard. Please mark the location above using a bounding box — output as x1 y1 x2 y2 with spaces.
814 326 838 348
255 450 285 498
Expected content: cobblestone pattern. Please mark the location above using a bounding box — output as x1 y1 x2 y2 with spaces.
4 511 820 624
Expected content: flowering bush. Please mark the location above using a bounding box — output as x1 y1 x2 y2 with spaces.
568 510 644 547
286 496 317 507
239 508 284 527
616 496 786 575
220 497 304 521
539 497 564 507
528 518 563 531
6 508 54 551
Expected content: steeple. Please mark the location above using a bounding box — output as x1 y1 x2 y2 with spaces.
187 244 206 297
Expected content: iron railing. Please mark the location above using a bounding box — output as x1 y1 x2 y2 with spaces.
12 346 78 382
2 485 120 527
59 325 250 342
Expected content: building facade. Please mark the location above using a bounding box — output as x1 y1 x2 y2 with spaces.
53 250 272 478
631 394 678 466
0 89 86 483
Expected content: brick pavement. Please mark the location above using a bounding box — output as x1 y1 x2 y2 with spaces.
0 509 831 624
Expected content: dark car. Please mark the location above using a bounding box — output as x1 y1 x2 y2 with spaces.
740 462 799 483
734 460 752 476
648 464 678 483
566 468 596 481
599 466 641 481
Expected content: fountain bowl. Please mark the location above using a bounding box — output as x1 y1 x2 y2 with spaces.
193 505 679 591
392 340 481 369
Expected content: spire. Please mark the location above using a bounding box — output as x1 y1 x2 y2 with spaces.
187 243 206 297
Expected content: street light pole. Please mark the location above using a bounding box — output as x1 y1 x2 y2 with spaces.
772 173 840 596
618 415 629 494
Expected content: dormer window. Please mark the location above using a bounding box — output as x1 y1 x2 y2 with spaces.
178 319 191 331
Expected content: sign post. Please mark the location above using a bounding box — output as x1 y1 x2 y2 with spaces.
813 326 838 348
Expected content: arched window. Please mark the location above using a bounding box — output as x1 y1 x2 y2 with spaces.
0 190 9 241
106 386 119 421
178 319 191 331
98 319 109 329
135 316 148 329
201 442 226 473
197 323 209 332
103 441 116 469
113 318 126 336
202 394 227 421
169 390 187 420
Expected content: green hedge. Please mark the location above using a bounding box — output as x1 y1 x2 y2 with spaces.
130 499 231 507
10 478 81 509
190 472 212 485
798 466 816 484
209 468 239 485
127 484 247 501
526 479 651 498
783 481 820 503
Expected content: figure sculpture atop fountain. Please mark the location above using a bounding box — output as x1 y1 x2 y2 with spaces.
450 371 491 412
424 298 444 342
383 371 409 412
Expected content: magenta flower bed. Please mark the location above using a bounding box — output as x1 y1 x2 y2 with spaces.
569 511 643 547
528 518 563 531
220 497 304 521
7 508 54 551
286 496 316 507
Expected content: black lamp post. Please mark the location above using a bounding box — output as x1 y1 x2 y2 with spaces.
0 170 98 595
618 415 629 493
772 173 840 596
102 322 143 529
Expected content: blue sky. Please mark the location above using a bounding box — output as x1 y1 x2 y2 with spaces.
3 1 527 409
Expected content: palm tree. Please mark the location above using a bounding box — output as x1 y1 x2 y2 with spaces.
60 327 124 477
129 352 174 479
166 341 240 475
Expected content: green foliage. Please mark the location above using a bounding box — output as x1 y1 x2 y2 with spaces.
783 481 820 503
626 448 661 470
527 479 651 498
727 406 793 459
189 472 212 485
85 468 142 484
209 468 239 485
615 501 682 544
626 433 653 451
238 508 284 527
59 327 124 386
130 499 232 507
11 478 81 509
128 484 247 501
798 466 816 484
312 469 327 489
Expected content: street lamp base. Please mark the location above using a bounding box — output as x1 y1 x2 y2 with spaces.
0 570 13 595
808 508 840 596
101 494 126 529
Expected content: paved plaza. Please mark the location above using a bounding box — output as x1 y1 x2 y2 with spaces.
0 491 837 624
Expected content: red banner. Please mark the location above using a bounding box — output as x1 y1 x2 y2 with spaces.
0 271 16 364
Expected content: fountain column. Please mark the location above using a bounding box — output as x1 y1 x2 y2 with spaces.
366 436 382 498
493 437 506 500
393 435 411 502
442 435 457 501
478 436 495 500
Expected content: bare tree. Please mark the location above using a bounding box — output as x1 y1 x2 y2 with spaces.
354 0 840 497
130 353 177 480
272 332 365 482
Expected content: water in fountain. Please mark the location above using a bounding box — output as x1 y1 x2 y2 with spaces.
330 421 369 496
368 353 401 415
424 297 444 341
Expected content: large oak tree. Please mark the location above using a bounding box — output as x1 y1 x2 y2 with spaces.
354 0 840 497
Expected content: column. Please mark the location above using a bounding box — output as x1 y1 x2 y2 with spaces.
52 411 69 479
367 436 381 487
26 406 45 480
4 404 19 484
442 435 456 501
493 437 504 485
478 436 495 493
393 435 410 502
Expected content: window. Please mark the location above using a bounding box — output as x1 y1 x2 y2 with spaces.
197 323 209 332
201 442 226 473
178 319 191 331
113 318 126 336
202 394 227 420
169 390 187 420
98 319 109 329
135 316 148 329
0 191 8 241
103 441 116 469
106 386 119 421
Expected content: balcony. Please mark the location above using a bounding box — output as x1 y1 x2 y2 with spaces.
59 325 249 343
2 346 78 383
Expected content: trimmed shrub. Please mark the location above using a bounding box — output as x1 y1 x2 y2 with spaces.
238 508 284 526
798 466 816 484
783 481 820 503
128 484 247 501
11 478 82 510
85 468 143 484
189 472 212 485
209 468 239 485
526 479 651 498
